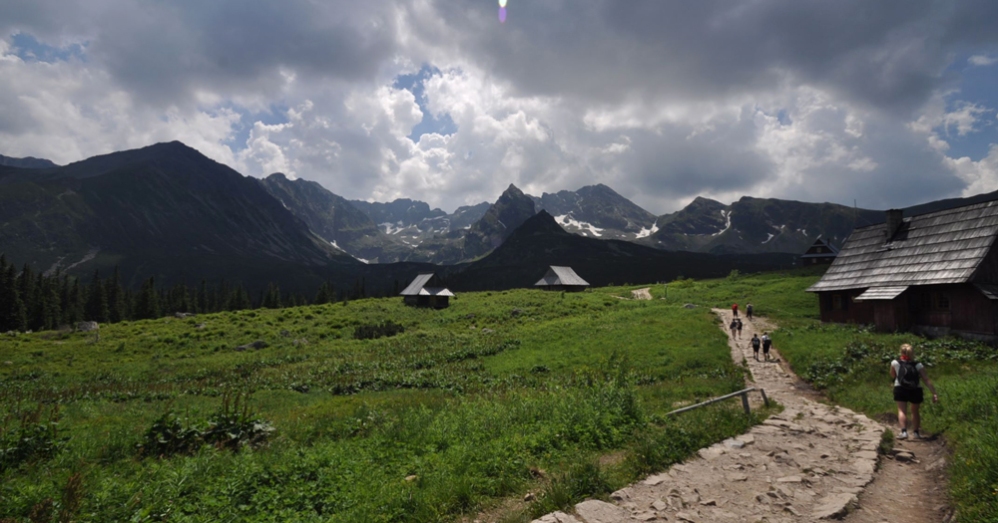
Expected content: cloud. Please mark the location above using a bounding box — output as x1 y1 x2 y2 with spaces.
1 0 998 216
968 55 997 67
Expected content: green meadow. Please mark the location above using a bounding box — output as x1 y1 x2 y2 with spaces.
1 287 765 522
663 268 998 522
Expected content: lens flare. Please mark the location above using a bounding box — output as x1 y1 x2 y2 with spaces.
498 0 507 7
498 6 506 23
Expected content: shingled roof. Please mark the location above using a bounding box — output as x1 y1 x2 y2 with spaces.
808 200 998 292
400 273 454 296
535 266 590 287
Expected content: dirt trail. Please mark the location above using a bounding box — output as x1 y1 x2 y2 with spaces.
532 309 951 523
631 288 652 300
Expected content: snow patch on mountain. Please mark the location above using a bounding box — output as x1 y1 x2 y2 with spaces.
711 210 732 237
381 222 406 235
635 222 660 239
555 214 604 237
330 240 370 264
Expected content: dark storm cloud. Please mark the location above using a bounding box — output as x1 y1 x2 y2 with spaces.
412 0 994 114
1 0 401 106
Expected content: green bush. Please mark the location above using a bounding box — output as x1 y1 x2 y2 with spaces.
0 404 66 473
353 320 406 340
140 393 273 458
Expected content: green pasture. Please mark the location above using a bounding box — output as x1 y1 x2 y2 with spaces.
1 287 763 522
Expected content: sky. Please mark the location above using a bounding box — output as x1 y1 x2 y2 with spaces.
1 1 997 215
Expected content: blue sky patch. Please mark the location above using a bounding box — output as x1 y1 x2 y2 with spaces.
393 64 458 142
938 56 998 161
11 33 87 63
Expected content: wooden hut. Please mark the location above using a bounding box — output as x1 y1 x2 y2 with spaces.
799 238 839 266
534 266 590 292
807 202 998 339
400 273 453 309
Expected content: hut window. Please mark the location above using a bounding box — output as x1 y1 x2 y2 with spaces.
832 294 843 310
935 293 950 310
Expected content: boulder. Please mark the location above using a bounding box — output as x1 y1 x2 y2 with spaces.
235 340 269 351
76 321 99 332
574 500 629 523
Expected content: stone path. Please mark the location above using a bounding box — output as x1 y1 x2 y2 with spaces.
532 309 889 523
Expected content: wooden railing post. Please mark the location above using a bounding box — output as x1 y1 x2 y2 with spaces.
741 391 750 415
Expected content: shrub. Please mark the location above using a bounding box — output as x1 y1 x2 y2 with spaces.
139 392 273 458
353 320 405 340
0 404 66 473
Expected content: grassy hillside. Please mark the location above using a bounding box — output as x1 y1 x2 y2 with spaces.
663 267 998 522
1 287 766 522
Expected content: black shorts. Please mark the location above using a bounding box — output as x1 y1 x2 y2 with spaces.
893 386 924 404
752 345 760 352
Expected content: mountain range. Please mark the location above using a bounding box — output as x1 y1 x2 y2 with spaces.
2 141 994 296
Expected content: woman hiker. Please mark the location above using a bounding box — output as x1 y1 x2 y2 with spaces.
735 317 743 339
890 344 938 439
729 318 738 339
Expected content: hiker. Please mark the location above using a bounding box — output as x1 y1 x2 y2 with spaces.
751 333 761 361
890 344 938 439
731 303 739 317
746 303 753 320
761 332 772 361
736 318 743 339
729 318 738 338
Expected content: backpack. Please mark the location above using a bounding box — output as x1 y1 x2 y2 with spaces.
897 360 920 389
752 337 760 348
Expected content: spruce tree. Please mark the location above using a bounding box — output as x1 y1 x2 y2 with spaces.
314 281 334 304
134 277 161 320
262 283 282 309
106 267 126 323
39 275 61 331
197 280 208 314
63 278 85 325
85 270 110 323
228 284 251 311
17 264 36 321
1 262 27 332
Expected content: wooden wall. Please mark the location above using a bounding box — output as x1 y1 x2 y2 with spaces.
818 284 998 336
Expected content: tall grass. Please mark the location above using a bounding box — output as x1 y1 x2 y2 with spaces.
0 286 763 522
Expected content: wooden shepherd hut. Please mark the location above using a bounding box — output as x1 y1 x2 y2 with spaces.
534 266 590 292
799 238 839 266
807 201 998 339
400 273 453 309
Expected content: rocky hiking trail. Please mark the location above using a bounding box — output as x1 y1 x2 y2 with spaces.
530 309 952 523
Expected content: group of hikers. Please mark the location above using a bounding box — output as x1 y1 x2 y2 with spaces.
729 302 773 362
728 302 939 441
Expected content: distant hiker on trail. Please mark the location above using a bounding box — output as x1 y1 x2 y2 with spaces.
890 344 938 440
746 303 753 320
751 333 761 361
729 318 738 338
761 332 772 361
731 303 739 317
735 318 743 339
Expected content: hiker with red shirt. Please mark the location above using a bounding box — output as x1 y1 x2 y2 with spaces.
731 303 738 317
890 344 938 440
